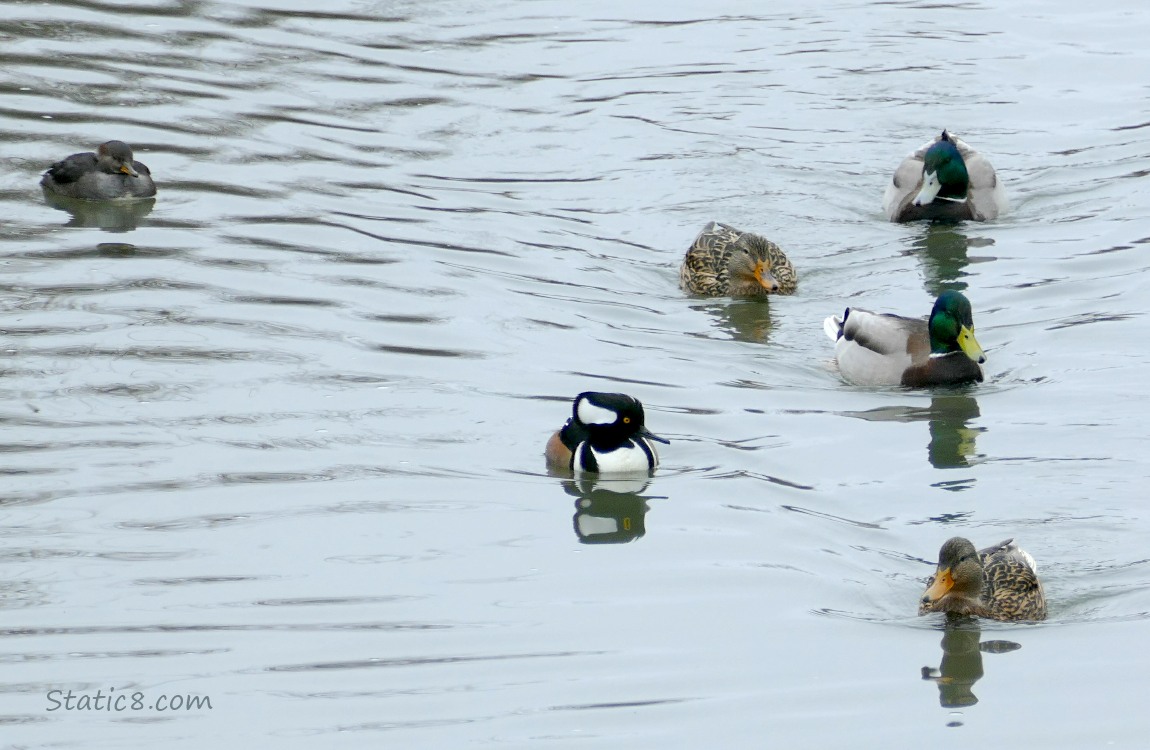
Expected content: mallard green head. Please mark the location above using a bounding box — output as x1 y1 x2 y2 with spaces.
913 131 969 207
929 291 985 363
921 536 984 614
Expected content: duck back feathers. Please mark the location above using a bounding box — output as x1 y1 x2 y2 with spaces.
977 539 1046 621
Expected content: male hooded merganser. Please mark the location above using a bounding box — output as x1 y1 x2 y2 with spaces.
41 140 156 200
545 392 668 474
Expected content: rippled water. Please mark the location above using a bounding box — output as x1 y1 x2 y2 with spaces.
3 0 1150 746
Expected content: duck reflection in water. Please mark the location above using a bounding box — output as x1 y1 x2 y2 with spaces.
692 299 774 344
922 623 1021 708
905 223 997 298
561 476 657 545
841 394 984 469
42 191 156 232
927 394 983 469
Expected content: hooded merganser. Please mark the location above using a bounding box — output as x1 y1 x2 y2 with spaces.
545 392 668 474
41 140 156 200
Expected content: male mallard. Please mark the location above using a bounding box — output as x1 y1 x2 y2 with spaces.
823 290 986 387
883 131 1006 222
545 392 669 475
41 140 156 200
680 222 796 297
919 537 1047 621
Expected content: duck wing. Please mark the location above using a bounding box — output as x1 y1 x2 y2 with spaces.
882 135 940 221
840 309 927 357
961 149 1006 220
680 222 741 295
979 539 1046 621
826 309 929 386
882 154 926 221
43 152 97 185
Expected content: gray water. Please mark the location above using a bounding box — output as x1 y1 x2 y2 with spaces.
2 0 1149 746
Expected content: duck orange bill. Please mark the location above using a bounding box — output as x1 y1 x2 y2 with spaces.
754 263 779 292
119 164 139 178
639 426 669 444
923 567 955 603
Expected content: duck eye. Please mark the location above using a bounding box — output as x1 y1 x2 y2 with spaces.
622 416 631 424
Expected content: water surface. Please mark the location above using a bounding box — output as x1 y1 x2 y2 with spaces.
2 0 1149 746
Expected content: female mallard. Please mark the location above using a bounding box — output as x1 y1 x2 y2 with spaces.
883 131 1006 222
823 290 985 387
919 537 1047 621
41 140 156 200
680 222 796 297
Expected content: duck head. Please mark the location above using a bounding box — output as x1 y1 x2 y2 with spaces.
726 241 780 297
913 131 969 207
96 141 140 178
921 536 985 615
574 392 668 450
929 290 985 363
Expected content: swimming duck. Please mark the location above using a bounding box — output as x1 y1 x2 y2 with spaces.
41 141 156 200
919 537 1047 621
883 131 1006 222
823 290 985 387
680 222 797 297
545 392 668 474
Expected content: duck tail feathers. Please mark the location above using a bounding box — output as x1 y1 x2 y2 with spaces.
823 313 845 342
